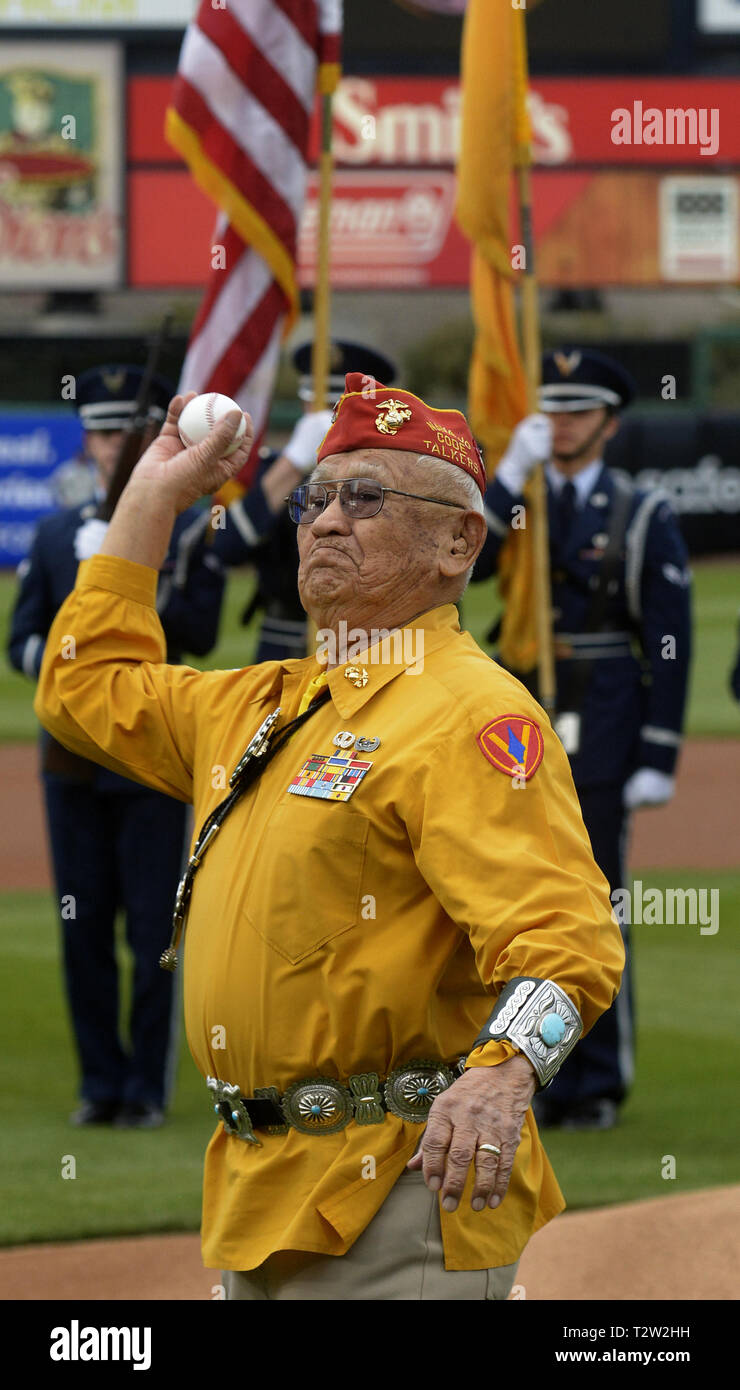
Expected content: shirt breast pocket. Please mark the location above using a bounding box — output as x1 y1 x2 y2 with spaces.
242 800 370 964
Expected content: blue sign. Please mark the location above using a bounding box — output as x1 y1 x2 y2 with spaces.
0 413 89 567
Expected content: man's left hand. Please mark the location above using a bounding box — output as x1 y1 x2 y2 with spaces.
406 1055 537 1212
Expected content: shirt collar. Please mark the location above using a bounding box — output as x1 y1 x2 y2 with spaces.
280 604 463 718
546 459 603 507
252 604 463 719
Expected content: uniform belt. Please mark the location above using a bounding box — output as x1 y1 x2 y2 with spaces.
207 1057 466 1145
262 607 307 630
554 631 633 660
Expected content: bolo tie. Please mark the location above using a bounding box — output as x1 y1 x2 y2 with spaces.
159 686 331 972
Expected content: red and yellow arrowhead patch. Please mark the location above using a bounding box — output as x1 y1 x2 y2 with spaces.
476 714 544 780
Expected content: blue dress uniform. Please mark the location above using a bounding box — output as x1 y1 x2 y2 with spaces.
475 350 692 1127
7 367 225 1126
731 616 740 702
212 340 396 662
213 445 308 662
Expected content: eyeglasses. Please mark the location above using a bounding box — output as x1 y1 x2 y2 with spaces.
287 477 467 525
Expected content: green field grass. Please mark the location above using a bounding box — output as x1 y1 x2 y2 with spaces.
0 559 738 742
0 874 737 1245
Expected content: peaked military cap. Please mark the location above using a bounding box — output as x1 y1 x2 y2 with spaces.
292 339 397 403
539 349 637 414
76 365 174 431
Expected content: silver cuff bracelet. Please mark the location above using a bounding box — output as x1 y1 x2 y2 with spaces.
469 977 583 1089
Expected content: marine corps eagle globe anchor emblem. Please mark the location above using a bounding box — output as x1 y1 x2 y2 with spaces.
375 399 413 435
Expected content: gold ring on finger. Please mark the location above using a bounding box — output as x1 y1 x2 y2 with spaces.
477 1143 501 1156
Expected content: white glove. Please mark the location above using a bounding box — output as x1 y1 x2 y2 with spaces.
74 518 109 561
623 768 676 811
282 409 334 473
496 414 553 496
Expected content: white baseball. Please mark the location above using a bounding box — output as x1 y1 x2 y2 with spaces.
178 392 247 457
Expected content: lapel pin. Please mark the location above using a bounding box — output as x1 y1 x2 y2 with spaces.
344 665 369 688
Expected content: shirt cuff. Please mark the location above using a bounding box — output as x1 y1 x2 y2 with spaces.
464 1040 520 1070
75 554 158 608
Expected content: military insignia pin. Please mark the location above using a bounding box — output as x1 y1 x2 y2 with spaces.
375 399 412 435
476 715 544 780
343 664 369 688
102 368 126 393
332 730 356 749
553 350 582 378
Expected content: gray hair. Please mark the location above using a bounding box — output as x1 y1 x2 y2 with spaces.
413 454 483 597
414 454 485 516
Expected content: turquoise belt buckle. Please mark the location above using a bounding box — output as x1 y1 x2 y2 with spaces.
384 1058 456 1123
281 1077 354 1135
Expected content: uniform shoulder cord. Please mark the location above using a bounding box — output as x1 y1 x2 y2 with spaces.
160 684 332 971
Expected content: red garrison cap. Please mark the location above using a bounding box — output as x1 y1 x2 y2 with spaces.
316 373 486 497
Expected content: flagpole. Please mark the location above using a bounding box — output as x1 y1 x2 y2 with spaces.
308 31 341 654
514 28 555 713
311 88 335 412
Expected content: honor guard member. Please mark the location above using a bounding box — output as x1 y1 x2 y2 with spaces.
35 378 623 1299
212 340 396 661
475 348 692 1130
7 364 226 1128
730 613 740 702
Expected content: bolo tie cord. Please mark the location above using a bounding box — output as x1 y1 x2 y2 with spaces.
160 685 332 971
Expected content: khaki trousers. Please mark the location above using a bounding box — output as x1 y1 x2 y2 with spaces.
222 1169 520 1301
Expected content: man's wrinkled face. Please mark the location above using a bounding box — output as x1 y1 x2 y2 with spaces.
296 450 445 618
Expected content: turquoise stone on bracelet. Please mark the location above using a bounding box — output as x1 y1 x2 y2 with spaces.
540 1012 566 1047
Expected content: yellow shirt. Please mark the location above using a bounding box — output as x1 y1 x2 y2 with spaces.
35 555 624 1272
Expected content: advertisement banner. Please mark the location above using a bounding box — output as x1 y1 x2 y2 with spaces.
535 170 740 286
0 0 194 27
127 75 740 170
297 170 470 288
605 413 740 555
128 168 740 290
659 176 738 280
318 76 739 169
125 74 740 290
0 414 86 567
0 42 123 289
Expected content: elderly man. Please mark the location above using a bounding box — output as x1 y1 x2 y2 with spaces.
36 375 623 1302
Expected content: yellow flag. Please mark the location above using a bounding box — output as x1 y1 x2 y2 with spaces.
456 0 538 672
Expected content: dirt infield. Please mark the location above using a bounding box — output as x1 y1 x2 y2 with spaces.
2 1184 737 1300
1 737 738 893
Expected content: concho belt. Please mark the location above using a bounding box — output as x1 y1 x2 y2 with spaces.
206 1058 466 1146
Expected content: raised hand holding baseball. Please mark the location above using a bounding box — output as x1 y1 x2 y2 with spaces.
130 392 254 514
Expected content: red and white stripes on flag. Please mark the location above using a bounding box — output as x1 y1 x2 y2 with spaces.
166 0 342 495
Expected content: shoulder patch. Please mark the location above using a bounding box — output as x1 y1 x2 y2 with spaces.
476 714 544 780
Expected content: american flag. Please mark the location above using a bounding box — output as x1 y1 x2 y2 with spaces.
166 0 342 495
